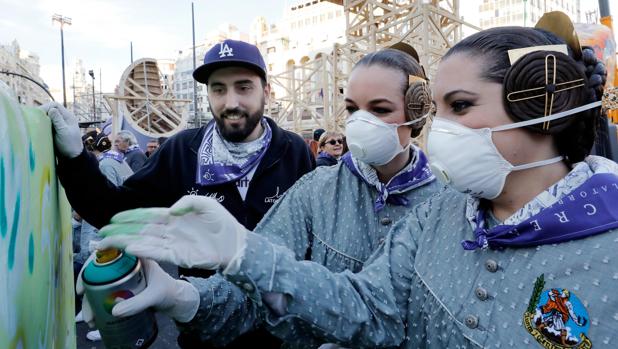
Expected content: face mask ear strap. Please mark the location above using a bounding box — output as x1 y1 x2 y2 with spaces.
511 155 564 171
492 100 602 132
401 114 428 127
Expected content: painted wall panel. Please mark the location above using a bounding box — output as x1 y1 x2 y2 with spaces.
0 91 75 349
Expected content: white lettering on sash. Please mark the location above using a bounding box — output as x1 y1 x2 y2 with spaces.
555 211 570 223
568 195 576 202
580 191 588 198
601 185 608 192
530 220 542 231
592 188 599 195
584 204 597 216
613 183 618 189
206 192 225 203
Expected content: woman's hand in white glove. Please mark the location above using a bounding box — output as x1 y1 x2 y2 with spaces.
96 195 249 271
76 257 199 323
40 102 83 158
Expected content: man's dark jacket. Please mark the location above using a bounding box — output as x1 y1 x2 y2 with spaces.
58 117 314 348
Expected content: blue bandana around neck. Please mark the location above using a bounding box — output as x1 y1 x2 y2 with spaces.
317 151 338 162
342 147 435 212
100 150 125 163
196 119 272 186
462 173 618 250
125 144 141 153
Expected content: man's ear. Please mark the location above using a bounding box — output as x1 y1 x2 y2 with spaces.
263 82 271 104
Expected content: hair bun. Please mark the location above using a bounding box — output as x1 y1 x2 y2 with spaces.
404 79 431 136
503 50 587 134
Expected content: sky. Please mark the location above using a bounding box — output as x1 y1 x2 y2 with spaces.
1 0 618 102
0 0 287 100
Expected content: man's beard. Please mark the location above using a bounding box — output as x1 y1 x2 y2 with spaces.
214 105 264 142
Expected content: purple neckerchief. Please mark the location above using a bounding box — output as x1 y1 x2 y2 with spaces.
342 149 435 212
317 151 337 162
462 173 618 250
100 150 124 163
125 144 141 154
196 120 272 186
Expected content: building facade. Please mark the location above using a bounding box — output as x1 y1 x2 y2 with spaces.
252 0 347 133
0 40 51 106
173 24 249 127
465 0 581 30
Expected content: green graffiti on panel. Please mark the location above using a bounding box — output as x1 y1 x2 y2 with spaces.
0 90 75 349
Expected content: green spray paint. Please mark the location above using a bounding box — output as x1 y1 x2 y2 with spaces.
7 194 20 270
28 233 34 274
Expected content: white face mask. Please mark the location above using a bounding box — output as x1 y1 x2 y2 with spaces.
427 101 602 199
345 109 427 166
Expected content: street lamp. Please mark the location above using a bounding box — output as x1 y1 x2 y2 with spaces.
52 14 71 107
88 69 96 121
191 2 200 127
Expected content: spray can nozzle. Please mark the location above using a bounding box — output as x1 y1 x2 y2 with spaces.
95 248 122 265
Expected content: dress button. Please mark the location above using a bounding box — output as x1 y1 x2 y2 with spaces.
380 217 392 226
242 283 254 292
475 287 489 301
485 259 499 273
464 315 479 329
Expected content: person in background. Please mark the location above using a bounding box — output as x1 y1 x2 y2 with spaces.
306 128 325 158
316 131 344 167
145 139 159 157
74 130 134 342
114 130 147 171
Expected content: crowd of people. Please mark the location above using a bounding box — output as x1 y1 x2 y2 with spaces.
41 10 618 349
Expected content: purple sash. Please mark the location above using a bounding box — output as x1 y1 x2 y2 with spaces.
342 150 435 212
462 173 618 250
100 150 125 163
125 144 141 154
317 151 337 162
196 120 272 186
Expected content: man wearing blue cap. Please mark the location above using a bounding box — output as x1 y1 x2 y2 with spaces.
42 39 314 348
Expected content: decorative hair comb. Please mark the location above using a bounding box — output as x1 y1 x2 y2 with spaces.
535 11 582 60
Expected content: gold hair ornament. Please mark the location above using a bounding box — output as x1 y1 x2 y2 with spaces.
506 54 584 131
535 11 582 60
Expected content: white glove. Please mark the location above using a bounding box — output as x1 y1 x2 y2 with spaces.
75 253 97 328
96 195 249 271
40 102 83 158
76 256 200 323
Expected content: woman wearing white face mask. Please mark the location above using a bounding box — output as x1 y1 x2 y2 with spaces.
88 47 440 347
94 16 618 348
173 19 615 347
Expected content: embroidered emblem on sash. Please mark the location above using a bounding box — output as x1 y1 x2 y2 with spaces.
524 274 592 348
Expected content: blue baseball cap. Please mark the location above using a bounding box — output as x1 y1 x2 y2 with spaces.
193 39 267 84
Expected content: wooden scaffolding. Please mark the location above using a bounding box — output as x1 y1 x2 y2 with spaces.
267 0 479 134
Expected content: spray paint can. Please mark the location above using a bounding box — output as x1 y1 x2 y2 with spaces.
82 248 158 349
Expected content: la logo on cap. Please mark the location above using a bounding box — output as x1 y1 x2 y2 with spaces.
219 42 234 58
